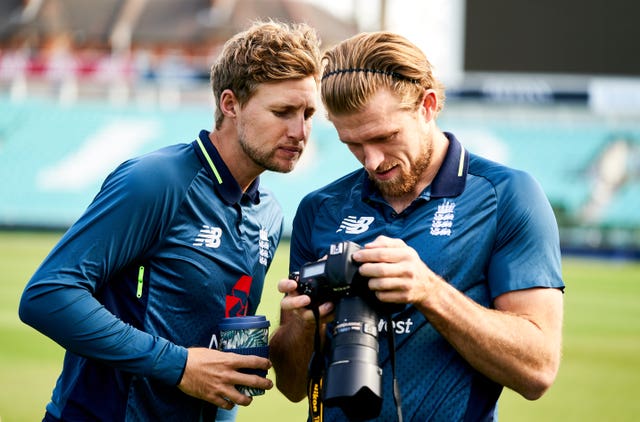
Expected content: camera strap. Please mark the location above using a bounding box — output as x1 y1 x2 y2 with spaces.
307 306 325 422
384 313 404 422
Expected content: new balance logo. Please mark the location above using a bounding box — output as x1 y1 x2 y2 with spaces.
336 216 374 234
193 225 222 248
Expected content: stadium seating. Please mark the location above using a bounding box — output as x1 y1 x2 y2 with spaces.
2 95 639 242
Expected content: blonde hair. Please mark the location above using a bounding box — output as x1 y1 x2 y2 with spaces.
211 20 322 129
321 31 445 116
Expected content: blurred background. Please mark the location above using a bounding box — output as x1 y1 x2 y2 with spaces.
1 0 639 255
1 1 640 421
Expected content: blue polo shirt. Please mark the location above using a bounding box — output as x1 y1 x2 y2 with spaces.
19 130 284 421
290 132 564 421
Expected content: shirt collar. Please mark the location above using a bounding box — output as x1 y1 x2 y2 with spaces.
430 132 468 198
361 131 468 202
192 130 261 205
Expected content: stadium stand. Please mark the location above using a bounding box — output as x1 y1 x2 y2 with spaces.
2 94 639 250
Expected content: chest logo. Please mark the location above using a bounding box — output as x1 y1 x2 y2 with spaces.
193 225 223 248
430 200 455 236
336 216 375 234
226 275 252 317
258 228 270 266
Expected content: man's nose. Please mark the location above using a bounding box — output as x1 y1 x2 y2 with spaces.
288 115 308 141
363 144 384 170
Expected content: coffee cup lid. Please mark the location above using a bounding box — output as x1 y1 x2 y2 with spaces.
219 315 270 330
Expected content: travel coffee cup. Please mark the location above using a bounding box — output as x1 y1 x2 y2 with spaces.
218 315 270 396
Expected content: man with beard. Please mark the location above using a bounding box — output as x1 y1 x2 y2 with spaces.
19 20 321 421
270 31 564 421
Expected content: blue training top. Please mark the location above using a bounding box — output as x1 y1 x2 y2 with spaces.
290 132 565 421
19 130 284 421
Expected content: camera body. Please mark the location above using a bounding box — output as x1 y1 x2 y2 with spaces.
293 240 369 308
291 241 394 420
292 240 403 314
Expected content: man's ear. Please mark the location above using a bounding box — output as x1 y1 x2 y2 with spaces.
420 89 438 121
219 89 239 118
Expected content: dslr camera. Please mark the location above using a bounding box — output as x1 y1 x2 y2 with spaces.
293 241 370 308
291 241 400 420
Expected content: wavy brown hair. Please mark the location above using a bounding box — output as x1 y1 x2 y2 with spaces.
211 20 322 129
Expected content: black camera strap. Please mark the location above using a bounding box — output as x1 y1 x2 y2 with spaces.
307 306 325 422
384 313 404 422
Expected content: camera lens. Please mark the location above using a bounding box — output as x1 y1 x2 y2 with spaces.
323 296 382 420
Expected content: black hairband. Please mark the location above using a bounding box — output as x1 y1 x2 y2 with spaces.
322 68 418 84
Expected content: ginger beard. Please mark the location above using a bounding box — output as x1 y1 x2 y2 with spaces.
368 139 432 198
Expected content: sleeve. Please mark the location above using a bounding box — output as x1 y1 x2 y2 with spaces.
487 170 565 299
19 155 189 385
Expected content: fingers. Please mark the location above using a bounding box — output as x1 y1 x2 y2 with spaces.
217 396 237 411
353 237 417 267
278 277 334 327
227 353 272 372
349 237 432 306
364 235 406 249
281 293 311 311
277 277 298 294
233 370 274 395
280 295 334 324
278 277 313 314
179 347 274 407
221 355 273 405
213 392 249 409
208 367 271 408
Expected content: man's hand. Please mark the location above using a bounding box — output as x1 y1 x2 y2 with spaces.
177 347 273 410
277 277 334 323
270 276 334 402
353 235 434 306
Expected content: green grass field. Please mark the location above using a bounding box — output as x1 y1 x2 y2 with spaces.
1 231 639 421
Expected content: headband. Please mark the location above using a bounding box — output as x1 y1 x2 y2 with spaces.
321 68 418 84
